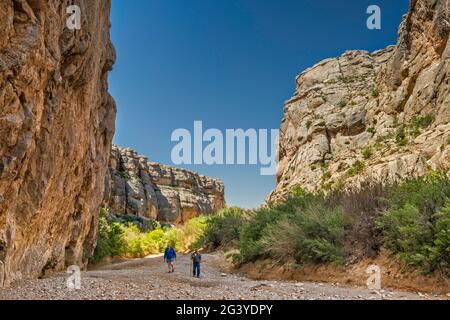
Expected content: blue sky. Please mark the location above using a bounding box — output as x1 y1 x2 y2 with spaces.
109 0 409 208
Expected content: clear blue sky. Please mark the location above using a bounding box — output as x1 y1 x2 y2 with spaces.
109 0 408 208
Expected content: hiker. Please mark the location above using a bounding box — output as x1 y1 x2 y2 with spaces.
164 245 177 273
191 250 202 278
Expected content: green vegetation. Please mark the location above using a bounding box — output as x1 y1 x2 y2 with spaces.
320 162 329 170
362 147 373 160
393 115 435 146
305 120 312 130
93 173 450 277
409 115 435 137
204 173 450 275
259 202 350 265
347 160 365 177
119 171 131 180
337 75 357 84
337 100 347 108
238 190 327 263
196 207 249 249
376 173 450 275
91 210 126 263
91 210 207 263
321 171 332 182
365 115 435 151
371 87 379 98
395 126 408 146
367 127 376 135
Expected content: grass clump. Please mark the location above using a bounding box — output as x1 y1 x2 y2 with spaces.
337 75 356 84
409 115 435 137
362 147 373 160
337 100 347 108
347 160 365 177
371 87 379 98
395 126 408 146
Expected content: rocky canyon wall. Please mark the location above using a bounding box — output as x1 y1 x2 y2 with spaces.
0 1 116 286
270 0 450 201
103 146 225 225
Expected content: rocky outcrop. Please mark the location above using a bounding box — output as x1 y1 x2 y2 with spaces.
270 0 450 201
0 1 116 286
104 146 225 225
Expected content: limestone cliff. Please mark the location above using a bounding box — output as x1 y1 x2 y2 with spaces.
270 0 450 201
104 146 225 225
0 1 115 286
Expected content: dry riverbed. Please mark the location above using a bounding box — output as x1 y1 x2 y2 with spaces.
0 253 446 300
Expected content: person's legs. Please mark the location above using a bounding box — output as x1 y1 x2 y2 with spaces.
167 260 174 273
193 263 200 278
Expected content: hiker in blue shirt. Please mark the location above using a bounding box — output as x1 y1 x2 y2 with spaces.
164 245 177 273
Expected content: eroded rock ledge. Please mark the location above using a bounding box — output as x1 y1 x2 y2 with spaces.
103 146 225 225
270 0 450 201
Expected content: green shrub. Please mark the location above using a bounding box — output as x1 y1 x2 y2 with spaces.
371 88 379 98
376 173 450 275
405 115 435 138
362 147 373 160
337 75 355 83
91 211 208 262
178 216 208 251
431 205 450 274
259 203 350 265
395 126 408 146
119 171 131 180
347 160 365 177
385 172 450 217
197 207 248 249
321 171 332 182
91 211 125 263
305 120 312 130
411 115 435 130
367 127 376 135
238 190 321 263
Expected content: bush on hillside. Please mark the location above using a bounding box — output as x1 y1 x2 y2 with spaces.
237 188 323 263
259 202 350 265
196 207 248 249
376 173 450 275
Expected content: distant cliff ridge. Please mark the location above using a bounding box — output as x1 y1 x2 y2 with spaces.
270 0 450 201
104 146 225 224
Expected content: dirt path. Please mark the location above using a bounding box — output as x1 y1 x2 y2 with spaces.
0 254 445 300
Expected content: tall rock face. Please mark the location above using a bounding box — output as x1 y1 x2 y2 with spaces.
104 146 225 225
0 1 116 286
270 0 450 201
